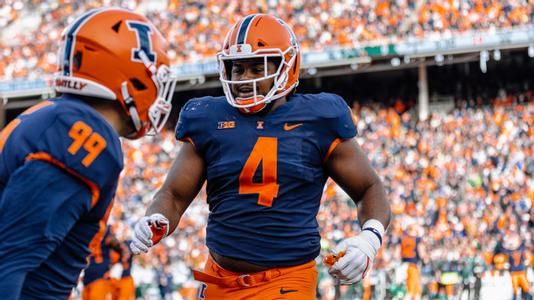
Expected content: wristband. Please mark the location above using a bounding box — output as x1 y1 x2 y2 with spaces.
362 228 382 245
362 219 385 245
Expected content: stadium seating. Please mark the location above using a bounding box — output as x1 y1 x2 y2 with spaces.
0 0 532 79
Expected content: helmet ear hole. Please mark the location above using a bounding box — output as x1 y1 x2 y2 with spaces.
130 78 147 91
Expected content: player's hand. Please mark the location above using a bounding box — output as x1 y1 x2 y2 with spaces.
328 230 381 284
130 213 169 255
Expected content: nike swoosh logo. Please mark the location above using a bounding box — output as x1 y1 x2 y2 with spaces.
284 123 303 131
280 288 299 294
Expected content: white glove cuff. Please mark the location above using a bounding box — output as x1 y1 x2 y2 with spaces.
357 231 380 259
362 219 384 245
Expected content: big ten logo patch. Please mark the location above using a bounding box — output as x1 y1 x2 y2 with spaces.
217 121 236 129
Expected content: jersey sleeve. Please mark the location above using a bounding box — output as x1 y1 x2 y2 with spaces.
175 98 209 153
0 160 92 298
29 114 123 207
317 93 358 160
327 93 357 139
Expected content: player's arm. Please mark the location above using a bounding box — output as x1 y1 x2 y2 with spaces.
130 142 205 254
325 138 390 231
0 160 92 298
324 138 390 283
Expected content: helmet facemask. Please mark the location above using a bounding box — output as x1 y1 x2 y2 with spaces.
122 50 177 138
218 44 299 113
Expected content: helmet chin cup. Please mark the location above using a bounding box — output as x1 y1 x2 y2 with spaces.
236 96 267 114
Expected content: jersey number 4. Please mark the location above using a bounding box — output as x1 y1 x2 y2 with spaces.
239 137 279 207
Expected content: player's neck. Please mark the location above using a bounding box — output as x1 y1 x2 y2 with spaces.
92 103 132 137
265 97 287 115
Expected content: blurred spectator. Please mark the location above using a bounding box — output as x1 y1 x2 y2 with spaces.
156 264 174 300
1 0 533 79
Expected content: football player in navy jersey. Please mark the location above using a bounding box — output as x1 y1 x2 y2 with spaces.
131 14 390 299
0 7 176 299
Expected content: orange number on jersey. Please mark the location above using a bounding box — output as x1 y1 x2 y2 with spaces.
81 129 107 167
239 137 279 207
68 121 107 167
401 236 416 258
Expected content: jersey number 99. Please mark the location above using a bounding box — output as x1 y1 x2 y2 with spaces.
68 121 107 167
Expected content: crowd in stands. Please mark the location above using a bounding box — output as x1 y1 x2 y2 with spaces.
1 0 533 79
94 90 533 299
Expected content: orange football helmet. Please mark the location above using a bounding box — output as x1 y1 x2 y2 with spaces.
54 7 177 138
218 14 300 113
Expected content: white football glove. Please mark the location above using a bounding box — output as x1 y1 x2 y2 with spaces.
328 220 383 284
130 213 169 255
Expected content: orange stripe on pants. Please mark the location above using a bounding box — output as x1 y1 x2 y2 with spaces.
110 277 135 300
82 278 111 300
194 255 317 299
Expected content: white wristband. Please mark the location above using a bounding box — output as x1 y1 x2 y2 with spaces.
362 219 385 245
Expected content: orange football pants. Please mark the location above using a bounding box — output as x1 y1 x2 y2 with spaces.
406 263 422 296
82 278 111 300
110 277 135 300
511 271 530 294
193 255 317 299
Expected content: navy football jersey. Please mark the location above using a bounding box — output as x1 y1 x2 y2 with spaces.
84 226 114 285
176 93 356 266
506 243 526 272
0 95 123 298
401 235 421 263
122 240 134 278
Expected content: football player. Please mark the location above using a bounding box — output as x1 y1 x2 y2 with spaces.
131 14 390 299
110 239 135 300
400 225 425 300
82 225 121 300
504 233 532 300
0 7 176 299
